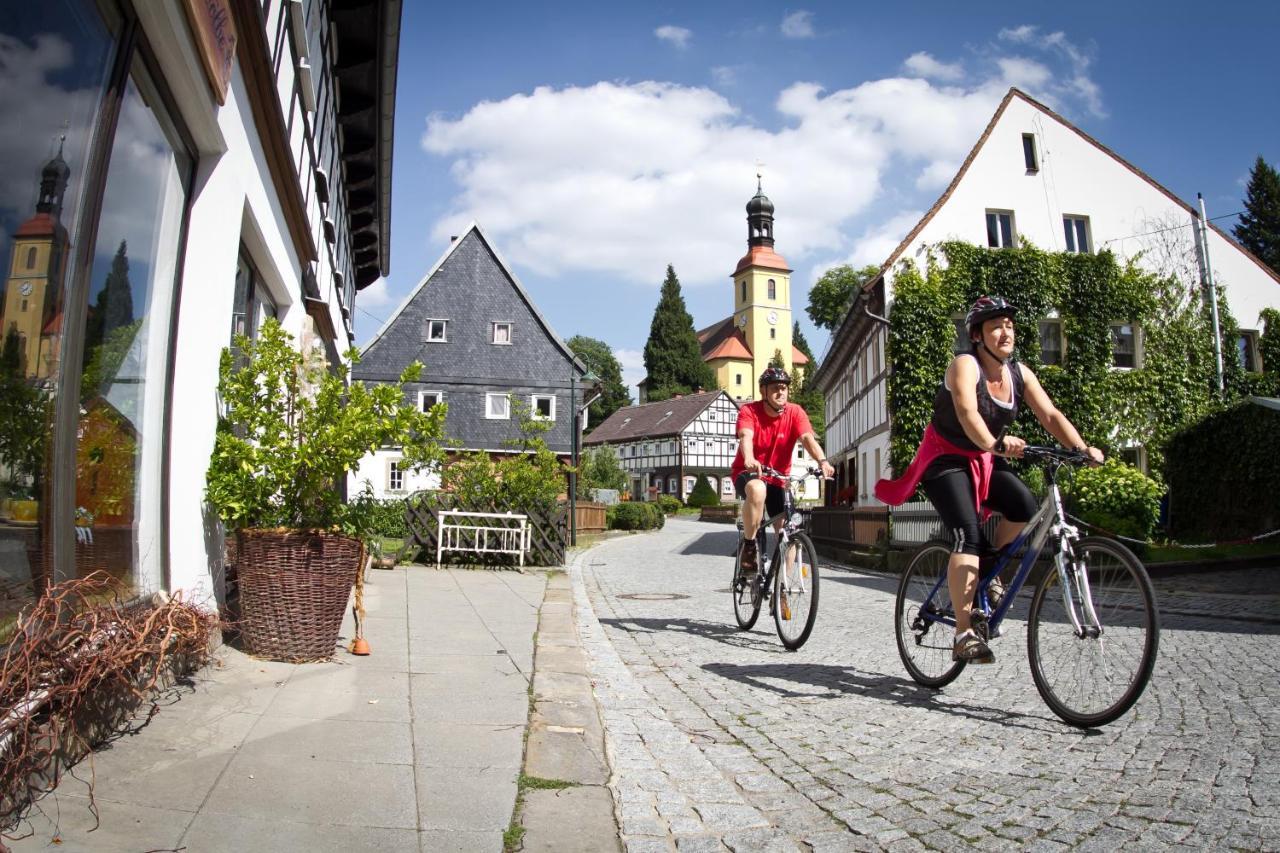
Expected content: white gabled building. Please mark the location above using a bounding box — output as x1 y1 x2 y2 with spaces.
813 87 1280 512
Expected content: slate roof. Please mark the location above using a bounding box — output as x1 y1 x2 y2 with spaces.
584 390 735 445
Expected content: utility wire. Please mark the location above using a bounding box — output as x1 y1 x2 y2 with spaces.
1099 209 1244 247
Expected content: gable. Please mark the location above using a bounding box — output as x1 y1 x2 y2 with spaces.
355 224 584 383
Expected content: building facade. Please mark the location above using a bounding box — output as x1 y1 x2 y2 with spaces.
350 223 587 500
813 87 1280 509
585 391 741 502
0 0 401 619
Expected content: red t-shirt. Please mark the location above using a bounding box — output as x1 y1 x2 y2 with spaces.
731 401 812 479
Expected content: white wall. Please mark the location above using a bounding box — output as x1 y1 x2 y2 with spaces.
349 450 441 501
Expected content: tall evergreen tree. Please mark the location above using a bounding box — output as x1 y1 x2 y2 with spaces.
567 335 632 434
84 240 134 362
1235 156 1280 276
643 265 717 401
793 321 815 365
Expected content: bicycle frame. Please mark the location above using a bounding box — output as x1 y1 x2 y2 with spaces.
919 452 1104 640
746 467 815 598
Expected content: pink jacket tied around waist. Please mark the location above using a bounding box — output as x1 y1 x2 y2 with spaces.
873 424 995 520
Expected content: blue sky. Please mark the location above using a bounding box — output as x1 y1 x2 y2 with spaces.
356 1 1280 395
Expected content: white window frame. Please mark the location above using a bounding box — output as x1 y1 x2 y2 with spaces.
486 392 511 419
1063 215 1091 253
419 389 444 411
985 209 1017 249
1109 322 1141 370
1038 319 1064 366
530 394 556 421
387 459 405 493
492 321 513 345
425 318 448 342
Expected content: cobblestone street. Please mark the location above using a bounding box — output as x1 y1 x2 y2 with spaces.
574 517 1280 852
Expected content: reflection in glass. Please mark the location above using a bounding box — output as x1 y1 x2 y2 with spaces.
74 62 190 595
0 2 115 640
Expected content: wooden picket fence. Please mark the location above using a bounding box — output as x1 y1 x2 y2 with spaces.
404 494 569 567
574 502 607 535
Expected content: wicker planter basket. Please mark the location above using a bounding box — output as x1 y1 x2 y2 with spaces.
235 528 363 661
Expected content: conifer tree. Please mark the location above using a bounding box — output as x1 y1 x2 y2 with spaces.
1235 156 1280 276
568 335 632 433
643 265 717 400
790 322 826 443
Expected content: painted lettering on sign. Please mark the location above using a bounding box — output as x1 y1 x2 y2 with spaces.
182 0 238 105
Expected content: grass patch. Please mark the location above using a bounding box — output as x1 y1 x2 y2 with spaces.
520 774 579 790
502 823 526 851
504 774 581 851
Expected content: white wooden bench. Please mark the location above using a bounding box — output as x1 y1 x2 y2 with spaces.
436 510 531 568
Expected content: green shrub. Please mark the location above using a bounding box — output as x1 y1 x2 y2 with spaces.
657 495 682 515
685 476 720 508
609 501 665 530
1066 459 1162 544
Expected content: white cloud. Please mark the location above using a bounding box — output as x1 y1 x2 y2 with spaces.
825 209 926 271
996 25 1104 116
780 10 815 39
902 51 964 83
654 25 691 49
356 277 393 311
614 347 646 398
420 28 1105 291
998 25 1038 44
711 65 740 87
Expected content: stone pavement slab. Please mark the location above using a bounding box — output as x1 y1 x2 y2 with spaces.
7 565 548 852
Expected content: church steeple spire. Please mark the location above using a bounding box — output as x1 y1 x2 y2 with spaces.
36 134 70 222
745 169 775 249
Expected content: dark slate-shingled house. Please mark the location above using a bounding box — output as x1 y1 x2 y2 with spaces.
349 223 586 498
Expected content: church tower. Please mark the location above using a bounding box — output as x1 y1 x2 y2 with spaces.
2 142 70 380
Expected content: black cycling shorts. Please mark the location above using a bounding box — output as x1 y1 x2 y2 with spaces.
920 458 1037 556
734 471 786 522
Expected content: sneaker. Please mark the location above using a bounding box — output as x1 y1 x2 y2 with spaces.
738 538 758 577
987 576 1006 613
969 608 990 642
953 629 995 664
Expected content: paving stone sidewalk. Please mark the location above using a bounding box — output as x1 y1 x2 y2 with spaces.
7 566 548 853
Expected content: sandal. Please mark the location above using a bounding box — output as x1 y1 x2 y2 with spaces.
953 630 995 664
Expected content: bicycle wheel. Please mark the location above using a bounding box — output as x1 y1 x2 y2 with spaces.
732 538 762 630
1027 536 1159 728
773 532 820 651
895 542 966 688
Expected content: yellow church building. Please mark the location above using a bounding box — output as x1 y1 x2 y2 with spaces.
698 181 808 401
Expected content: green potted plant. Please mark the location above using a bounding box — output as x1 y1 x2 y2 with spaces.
206 319 443 660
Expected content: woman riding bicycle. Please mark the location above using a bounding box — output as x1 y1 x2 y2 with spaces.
875 296 1103 664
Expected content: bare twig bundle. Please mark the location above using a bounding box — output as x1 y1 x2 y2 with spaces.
0 573 217 842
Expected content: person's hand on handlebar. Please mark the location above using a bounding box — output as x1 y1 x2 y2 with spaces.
1083 446 1104 467
744 456 763 476
994 434 1026 458
817 459 835 480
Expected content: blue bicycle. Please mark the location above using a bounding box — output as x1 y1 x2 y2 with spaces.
894 446 1160 727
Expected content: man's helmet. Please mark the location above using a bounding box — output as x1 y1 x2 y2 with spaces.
758 366 792 387
965 295 1016 332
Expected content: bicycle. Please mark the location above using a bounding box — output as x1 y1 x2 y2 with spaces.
894 446 1160 727
731 465 824 651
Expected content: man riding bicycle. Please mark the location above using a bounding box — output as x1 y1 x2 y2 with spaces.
875 296 1103 664
733 367 836 577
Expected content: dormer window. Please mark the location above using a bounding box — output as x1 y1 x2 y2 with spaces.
425 319 448 342
492 322 512 344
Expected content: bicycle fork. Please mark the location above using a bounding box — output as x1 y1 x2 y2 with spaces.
1054 534 1102 639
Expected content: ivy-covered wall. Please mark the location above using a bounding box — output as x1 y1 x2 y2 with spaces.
886 241 1250 485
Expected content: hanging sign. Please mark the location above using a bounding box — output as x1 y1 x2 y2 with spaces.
181 0 237 106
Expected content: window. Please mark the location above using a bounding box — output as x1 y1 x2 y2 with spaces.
388 460 405 492
531 394 555 420
492 322 512 344
1110 323 1138 369
684 476 696 494
767 279 776 300
986 210 1016 248
1238 331 1261 372
770 328 776 339
486 393 511 419
1119 446 1146 474
231 250 278 343
19 298 27 313
25 246 36 269
952 319 969 355
1039 320 1064 366
740 281 746 302
1022 133 1038 171
419 390 443 411
1063 215 1090 253
425 318 448 342
735 373 742 385
668 477 676 492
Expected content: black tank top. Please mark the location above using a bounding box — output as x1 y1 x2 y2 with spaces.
931 354 1023 451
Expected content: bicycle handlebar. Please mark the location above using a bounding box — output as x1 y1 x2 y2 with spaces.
1021 446 1091 464
758 465 835 482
